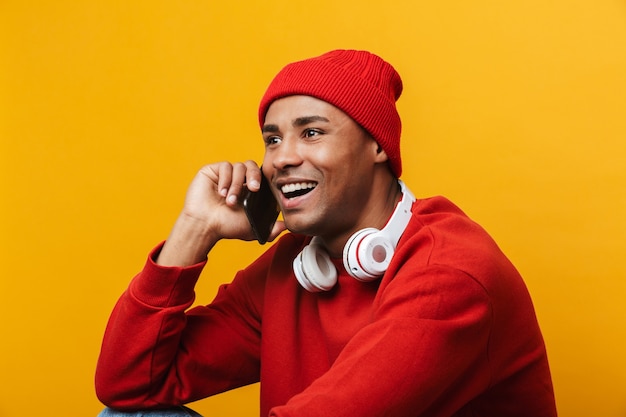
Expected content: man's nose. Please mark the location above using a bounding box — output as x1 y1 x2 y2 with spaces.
269 136 303 170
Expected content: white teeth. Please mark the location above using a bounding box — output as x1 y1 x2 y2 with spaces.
281 182 317 194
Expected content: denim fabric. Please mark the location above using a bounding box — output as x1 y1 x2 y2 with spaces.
97 406 203 417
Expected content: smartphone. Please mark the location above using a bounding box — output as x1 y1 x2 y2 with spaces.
243 172 280 244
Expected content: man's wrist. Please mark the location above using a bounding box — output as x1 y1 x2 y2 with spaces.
156 213 219 266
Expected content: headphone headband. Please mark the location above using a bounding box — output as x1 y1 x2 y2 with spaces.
379 180 414 243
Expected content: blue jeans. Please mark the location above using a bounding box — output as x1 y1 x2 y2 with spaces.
98 406 203 417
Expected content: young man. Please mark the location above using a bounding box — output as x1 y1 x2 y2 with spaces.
96 50 557 417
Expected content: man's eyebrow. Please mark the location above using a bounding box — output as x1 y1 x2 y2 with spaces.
293 115 330 127
262 116 330 134
262 124 279 133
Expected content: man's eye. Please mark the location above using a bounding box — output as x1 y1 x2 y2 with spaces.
304 129 321 138
265 136 282 145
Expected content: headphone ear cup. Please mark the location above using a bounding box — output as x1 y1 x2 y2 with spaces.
343 228 394 282
343 180 415 282
293 240 337 292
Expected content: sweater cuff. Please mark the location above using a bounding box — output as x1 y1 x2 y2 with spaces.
129 242 207 308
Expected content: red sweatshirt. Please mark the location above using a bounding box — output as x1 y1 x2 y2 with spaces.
96 196 557 416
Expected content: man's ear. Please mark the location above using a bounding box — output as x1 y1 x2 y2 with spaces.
374 142 389 163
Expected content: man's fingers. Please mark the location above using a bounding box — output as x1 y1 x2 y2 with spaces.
244 160 262 191
224 162 246 205
213 161 262 207
213 162 233 198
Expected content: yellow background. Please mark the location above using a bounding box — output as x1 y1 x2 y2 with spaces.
1 1 625 416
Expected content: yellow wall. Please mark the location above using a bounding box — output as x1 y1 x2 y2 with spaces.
1 1 625 416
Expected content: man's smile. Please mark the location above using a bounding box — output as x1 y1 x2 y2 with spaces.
280 182 318 199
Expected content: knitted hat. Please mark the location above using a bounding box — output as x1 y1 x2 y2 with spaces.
258 49 403 177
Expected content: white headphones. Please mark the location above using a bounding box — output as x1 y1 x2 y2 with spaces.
292 180 415 292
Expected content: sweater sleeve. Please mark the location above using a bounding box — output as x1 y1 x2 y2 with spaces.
269 264 494 417
95 242 265 409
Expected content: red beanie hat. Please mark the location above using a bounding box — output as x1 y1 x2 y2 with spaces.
258 49 403 177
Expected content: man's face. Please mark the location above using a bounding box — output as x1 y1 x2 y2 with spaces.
262 95 385 242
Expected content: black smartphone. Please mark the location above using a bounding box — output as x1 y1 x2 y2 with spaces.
243 172 280 244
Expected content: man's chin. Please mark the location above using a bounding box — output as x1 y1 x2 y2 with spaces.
283 218 317 237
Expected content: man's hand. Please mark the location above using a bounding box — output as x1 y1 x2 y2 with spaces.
156 161 285 266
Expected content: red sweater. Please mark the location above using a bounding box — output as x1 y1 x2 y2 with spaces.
96 196 557 416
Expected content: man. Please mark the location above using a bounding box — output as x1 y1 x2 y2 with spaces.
96 50 557 416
